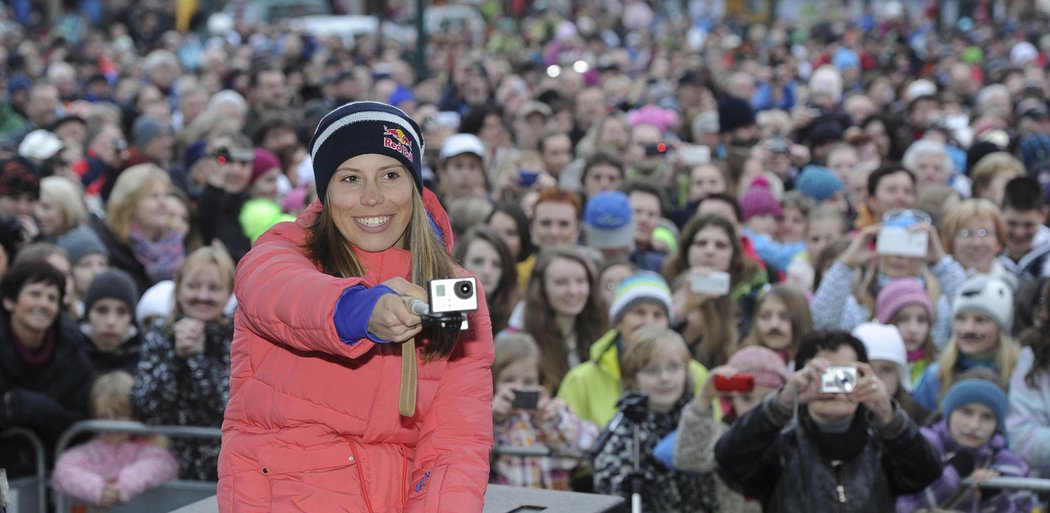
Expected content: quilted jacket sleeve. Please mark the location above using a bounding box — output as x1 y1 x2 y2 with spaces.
234 224 377 359
405 283 494 513
51 440 108 506
114 443 179 502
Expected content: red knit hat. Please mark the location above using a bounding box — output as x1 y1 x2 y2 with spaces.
739 176 782 221
250 148 281 186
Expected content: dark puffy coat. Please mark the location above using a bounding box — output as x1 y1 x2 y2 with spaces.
715 394 943 513
131 319 232 480
0 313 94 477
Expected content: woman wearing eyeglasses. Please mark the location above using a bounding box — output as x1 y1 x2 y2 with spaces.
940 199 1010 279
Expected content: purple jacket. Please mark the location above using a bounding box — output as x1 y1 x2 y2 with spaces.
896 421 1032 513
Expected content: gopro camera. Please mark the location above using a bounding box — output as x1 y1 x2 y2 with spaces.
714 374 755 393
510 389 540 410
820 367 858 394
691 271 731 296
429 277 479 314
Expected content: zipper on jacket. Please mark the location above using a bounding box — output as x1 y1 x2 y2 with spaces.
349 443 376 513
399 446 408 508
832 460 846 513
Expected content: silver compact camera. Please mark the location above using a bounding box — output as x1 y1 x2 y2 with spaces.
429 277 479 314
820 366 858 394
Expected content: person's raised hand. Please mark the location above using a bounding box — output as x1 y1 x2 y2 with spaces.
492 385 515 423
778 358 832 408
849 362 894 424
173 318 206 358
838 224 880 269
697 365 739 409
910 223 946 265
367 278 426 343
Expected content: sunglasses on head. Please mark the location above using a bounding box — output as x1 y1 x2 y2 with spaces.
211 147 254 164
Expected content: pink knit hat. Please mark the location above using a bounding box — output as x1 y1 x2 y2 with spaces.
739 177 783 221
250 147 281 186
876 278 933 324
727 346 789 389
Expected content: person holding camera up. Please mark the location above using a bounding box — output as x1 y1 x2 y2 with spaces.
714 330 942 513
218 101 494 512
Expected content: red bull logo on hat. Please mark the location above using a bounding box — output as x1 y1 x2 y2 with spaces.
383 126 414 161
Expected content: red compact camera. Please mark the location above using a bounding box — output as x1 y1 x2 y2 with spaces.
714 374 755 393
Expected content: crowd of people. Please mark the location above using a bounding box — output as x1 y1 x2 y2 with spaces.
4 0 1050 511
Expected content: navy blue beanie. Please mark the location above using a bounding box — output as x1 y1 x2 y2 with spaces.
309 101 424 203
942 379 1009 435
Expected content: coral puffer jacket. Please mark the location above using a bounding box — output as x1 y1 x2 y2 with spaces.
218 189 494 512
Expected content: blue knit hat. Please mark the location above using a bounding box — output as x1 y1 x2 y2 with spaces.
795 165 843 202
583 190 635 250
1020 133 1050 177
942 379 1008 434
309 101 424 203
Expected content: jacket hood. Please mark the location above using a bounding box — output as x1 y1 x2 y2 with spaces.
294 187 454 253
929 418 1007 457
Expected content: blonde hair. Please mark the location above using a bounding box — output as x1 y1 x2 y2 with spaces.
169 246 235 325
105 164 172 244
492 333 541 389
940 199 1008 255
39 176 85 235
621 326 692 391
304 184 458 360
970 152 1023 200
936 332 1020 398
90 371 134 419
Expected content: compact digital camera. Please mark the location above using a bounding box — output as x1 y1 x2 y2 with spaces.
714 374 755 393
820 367 858 394
691 271 731 296
429 277 479 314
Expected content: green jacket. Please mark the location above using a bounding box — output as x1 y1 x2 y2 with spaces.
558 329 709 428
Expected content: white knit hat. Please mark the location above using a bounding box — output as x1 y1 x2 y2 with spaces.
851 322 910 392
608 271 673 325
953 275 1013 332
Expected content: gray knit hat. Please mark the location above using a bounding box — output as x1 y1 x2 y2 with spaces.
57 226 109 264
83 269 138 317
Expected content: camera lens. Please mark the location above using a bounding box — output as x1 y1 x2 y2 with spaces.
454 280 473 300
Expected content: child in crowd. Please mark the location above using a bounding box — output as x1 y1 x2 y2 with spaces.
559 271 708 427
57 226 111 317
897 379 1032 513
51 371 178 508
491 333 598 490
81 269 143 376
740 177 806 272
740 284 812 368
670 346 789 513
852 323 928 423
593 326 716 512
775 191 813 247
913 275 1020 411
875 278 937 388
786 205 846 294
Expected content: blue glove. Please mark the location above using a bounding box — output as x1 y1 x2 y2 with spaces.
653 430 678 470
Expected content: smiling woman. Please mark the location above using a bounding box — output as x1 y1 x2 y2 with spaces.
218 101 493 513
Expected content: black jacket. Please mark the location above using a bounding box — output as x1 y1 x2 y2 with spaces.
715 394 942 513
131 318 232 480
89 216 153 300
0 313 94 477
197 184 250 263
